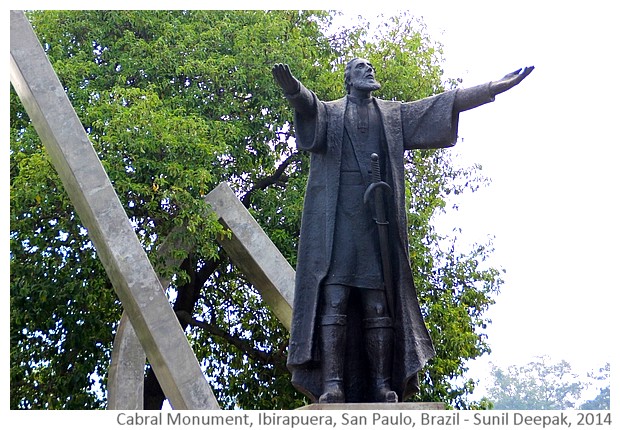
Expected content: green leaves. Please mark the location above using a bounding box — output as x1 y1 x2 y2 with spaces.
486 356 603 410
11 10 503 410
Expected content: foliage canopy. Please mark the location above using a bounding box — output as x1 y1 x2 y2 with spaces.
10 10 502 409
486 357 610 410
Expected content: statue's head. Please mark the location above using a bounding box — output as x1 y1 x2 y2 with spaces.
345 57 381 95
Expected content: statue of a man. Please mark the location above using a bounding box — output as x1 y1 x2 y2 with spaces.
273 58 533 404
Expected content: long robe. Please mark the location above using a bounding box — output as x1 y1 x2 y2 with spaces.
286 84 479 402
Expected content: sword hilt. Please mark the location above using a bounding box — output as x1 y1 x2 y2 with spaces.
364 153 392 206
370 152 381 183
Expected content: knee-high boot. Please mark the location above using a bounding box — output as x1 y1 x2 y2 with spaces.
319 314 347 403
364 317 398 403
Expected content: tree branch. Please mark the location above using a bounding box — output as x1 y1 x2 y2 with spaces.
241 151 300 207
176 310 274 365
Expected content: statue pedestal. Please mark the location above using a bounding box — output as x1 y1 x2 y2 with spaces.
298 402 445 410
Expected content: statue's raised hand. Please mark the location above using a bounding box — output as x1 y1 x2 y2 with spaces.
490 66 534 96
272 63 301 95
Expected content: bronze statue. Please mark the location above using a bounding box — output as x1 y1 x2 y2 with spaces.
273 58 533 404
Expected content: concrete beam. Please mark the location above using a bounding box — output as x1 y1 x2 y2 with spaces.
205 182 295 330
108 183 296 408
10 10 218 410
204 183 294 330
108 224 192 409
108 312 146 409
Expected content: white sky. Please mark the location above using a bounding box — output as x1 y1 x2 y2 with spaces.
307 0 619 402
378 1 619 401
5 1 617 409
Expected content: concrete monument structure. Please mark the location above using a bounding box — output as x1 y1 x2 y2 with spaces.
11 10 296 410
108 226 195 409
10 10 218 410
108 183 297 409
10 8 533 409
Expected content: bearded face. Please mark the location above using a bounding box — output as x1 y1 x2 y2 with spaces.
352 75 381 92
347 58 381 94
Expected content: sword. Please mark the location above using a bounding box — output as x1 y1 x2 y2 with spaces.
363 153 395 319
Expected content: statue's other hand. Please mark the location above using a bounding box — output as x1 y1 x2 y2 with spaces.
272 63 301 95
491 65 534 96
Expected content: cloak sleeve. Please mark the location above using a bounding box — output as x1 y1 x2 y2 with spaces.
287 85 328 153
402 83 496 150
401 89 460 150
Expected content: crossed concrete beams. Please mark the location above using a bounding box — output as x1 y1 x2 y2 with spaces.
10 11 443 412
108 226 193 409
108 183 295 409
11 10 295 410
11 10 209 409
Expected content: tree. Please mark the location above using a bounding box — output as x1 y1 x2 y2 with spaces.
10 10 502 409
579 363 610 410
486 356 585 410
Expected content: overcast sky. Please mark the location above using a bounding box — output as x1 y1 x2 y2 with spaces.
380 0 618 400
312 0 618 401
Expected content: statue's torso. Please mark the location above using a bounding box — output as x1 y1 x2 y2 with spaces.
324 97 385 290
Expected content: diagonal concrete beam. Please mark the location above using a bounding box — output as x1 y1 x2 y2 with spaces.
108 182 296 409
108 312 146 409
10 10 218 410
108 224 192 409
204 183 294 330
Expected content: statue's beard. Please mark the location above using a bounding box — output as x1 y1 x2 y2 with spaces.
351 78 381 93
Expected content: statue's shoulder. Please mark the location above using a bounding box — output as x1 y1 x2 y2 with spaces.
374 97 401 107
374 98 402 116
324 96 347 107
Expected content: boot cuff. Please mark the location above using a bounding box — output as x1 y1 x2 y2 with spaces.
320 314 347 326
363 317 393 329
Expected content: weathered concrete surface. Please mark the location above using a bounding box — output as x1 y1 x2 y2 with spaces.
108 312 146 409
10 10 218 410
204 183 295 330
299 402 446 410
108 225 192 409
109 183 296 408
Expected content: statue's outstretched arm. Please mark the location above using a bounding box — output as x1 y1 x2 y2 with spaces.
272 63 316 116
272 63 301 95
490 66 535 96
455 66 534 113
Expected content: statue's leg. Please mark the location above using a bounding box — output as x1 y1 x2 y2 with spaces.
361 289 398 403
318 284 349 403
